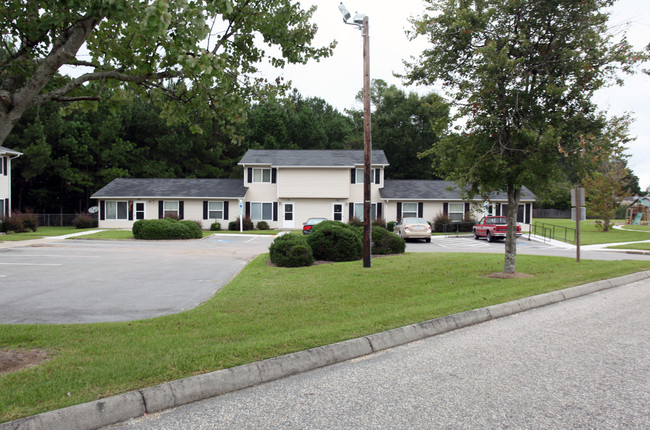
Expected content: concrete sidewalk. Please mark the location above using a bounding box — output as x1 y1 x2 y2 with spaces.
0 230 107 249
3 270 649 430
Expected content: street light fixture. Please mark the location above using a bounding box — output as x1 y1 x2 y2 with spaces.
339 2 372 268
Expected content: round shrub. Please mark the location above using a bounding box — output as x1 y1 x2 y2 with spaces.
257 221 270 230
210 221 221 231
371 226 405 255
306 220 362 262
229 217 254 231
387 221 397 232
269 234 314 267
73 213 98 229
132 219 201 240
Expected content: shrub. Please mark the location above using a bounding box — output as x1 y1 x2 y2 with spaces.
347 216 363 227
72 213 98 229
269 234 314 267
132 219 201 240
387 221 397 232
372 218 387 229
20 211 39 232
371 226 405 255
210 221 221 231
229 217 254 231
306 220 362 262
257 221 270 230
433 213 452 233
1 215 24 233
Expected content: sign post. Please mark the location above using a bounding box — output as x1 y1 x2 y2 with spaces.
238 200 244 233
571 186 585 262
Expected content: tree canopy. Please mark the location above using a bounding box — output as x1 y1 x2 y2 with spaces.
0 0 334 146
404 0 647 273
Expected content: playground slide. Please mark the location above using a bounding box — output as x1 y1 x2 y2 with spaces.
633 212 643 225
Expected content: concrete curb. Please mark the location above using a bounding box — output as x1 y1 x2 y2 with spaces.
3 270 649 430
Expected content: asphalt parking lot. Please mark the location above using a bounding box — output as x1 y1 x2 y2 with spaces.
0 235 274 324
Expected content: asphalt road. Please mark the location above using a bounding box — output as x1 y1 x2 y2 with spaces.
0 235 274 324
109 278 650 429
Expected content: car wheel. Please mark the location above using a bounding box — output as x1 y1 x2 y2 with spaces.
426 237 431 243
487 231 493 242
473 230 479 240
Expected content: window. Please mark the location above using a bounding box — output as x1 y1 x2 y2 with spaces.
354 168 376 184
402 202 418 218
164 201 179 218
208 201 224 219
448 203 464 222
251 202 273 221
353 202 377 221
333 203 343 221
135 202 145 220
106 201 128 220
252 168 271 183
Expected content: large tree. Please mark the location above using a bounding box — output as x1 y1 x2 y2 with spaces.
0 0 333 146
404 0 647 273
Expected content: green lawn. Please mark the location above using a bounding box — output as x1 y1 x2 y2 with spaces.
533 218 650 245
0 227 98 242
2 252 649 422
607 242 650 251
1 228 281 241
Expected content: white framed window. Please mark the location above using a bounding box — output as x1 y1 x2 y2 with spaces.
402 202 418 218
252 168 272 183
251 202 273 221
449 203 464 222
208 201 224 219
355 168 376 184
164 201 179 218
106 201 128 220
333 203 343 221
353 202 377 221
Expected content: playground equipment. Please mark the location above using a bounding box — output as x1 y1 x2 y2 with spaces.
626 195 650 225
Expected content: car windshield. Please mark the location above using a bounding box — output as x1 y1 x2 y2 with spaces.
306 218 325 224
486 217 507 225
405 218 427 225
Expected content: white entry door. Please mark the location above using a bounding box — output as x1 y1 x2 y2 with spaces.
283 203 295 229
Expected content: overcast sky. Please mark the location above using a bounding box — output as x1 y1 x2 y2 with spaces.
258 0 650 191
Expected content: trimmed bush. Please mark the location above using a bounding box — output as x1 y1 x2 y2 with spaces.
269 234 314 267
210 221 221 231
257 221 270 230
387 221 397 232
72 213 98 229
20 211 39 232
132 218 201 240
347 216 363 227
372 218 387 229
0 211 39 233
433 213 451 233
306 220 362 262
1 215 24 233
229 217 254 231
371 226 405 255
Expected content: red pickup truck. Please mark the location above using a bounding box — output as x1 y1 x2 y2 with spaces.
473 216 521 242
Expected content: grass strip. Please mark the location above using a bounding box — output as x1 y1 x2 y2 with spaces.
1 253 649 422
533 218 649 245
0 227 97 242
607 242 650 251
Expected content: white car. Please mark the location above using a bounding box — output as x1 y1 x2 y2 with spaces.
393 218 432 242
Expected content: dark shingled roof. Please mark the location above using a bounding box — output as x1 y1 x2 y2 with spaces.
91 178 248 199
0 145 22 155
239 149 389 167
380 180 536 201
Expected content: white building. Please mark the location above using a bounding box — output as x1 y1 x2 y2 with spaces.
0 145 22 218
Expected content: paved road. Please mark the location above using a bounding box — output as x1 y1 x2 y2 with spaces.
109 279 650 429
0 235 273 324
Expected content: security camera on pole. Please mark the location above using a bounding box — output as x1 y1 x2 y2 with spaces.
339 2 372 268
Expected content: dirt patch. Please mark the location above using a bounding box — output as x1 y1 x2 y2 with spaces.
485 272 534 279
0 349 49 374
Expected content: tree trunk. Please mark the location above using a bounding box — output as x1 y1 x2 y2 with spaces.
504 185 521 273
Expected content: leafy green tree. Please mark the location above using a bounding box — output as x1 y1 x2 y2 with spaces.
0 0 334 146
404 0 647 273
350 80 450 179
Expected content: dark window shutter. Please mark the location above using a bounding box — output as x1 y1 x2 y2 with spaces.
351 169 356 184
5 199 9 216
418 202 424 218
397 202 402 219
443 203 449 216
496 205 502 216
159 201 164 219
464 203 470 215
128 201 133 221
271 168 277 184
2 157 7 176
349 202 354 219
375 169 380 184
377 202 382 219
179 201 184 219
224 201 229 219
245 202 250 218
100 201 105 221
247 168 252 183
525 203 531 224
203 201 208 219
273 202 278 221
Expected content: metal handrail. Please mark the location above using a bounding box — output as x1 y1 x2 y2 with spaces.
529 221 576 244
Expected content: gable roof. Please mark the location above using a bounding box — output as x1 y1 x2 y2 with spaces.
239 149 389 167
0 145 22 156
91 178 247 199
380 180 536 201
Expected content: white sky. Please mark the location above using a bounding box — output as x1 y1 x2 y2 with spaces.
258 0 650 191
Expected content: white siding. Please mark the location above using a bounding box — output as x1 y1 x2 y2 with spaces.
278 168 349 199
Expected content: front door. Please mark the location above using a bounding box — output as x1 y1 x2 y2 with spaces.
283 203 294 229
